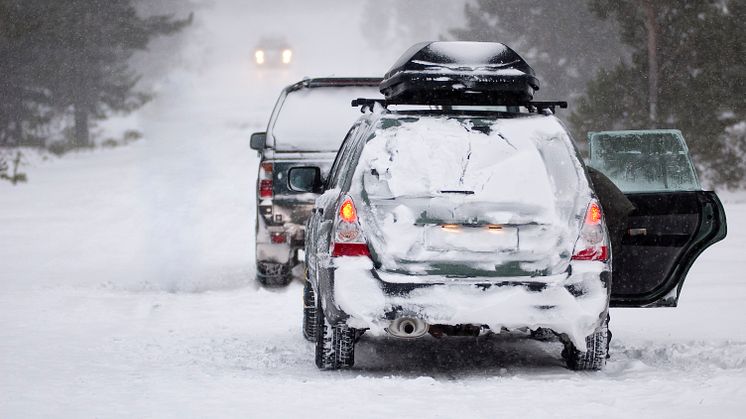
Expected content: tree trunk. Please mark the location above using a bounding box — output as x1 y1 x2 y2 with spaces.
73 103 90 148
642 0 659 124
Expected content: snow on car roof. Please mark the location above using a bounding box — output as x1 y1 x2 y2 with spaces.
379 41 540 104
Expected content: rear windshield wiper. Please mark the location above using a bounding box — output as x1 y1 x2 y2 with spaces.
439 190 475 195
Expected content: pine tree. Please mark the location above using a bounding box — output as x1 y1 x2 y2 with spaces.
0 1 53 146
571 0 746 187
448 0 627 104
0 0 191 148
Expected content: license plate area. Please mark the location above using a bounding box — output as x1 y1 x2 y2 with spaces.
423 224 518 252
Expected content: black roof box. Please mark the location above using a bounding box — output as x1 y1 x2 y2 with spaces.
379 41 539 105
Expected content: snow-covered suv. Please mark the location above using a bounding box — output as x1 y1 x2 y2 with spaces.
295 109 726 371
293 42 726 370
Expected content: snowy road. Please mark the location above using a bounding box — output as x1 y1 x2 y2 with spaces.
2 1 746 418
2 226 746 418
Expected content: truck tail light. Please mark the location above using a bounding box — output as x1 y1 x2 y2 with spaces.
331 196 370 257
571 200 609 262
270 231 286 244
259 162 273 199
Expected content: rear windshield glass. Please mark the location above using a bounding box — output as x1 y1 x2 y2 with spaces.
356 114 585 223
271 86 382 152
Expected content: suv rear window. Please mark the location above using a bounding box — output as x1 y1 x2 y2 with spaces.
356 114 585 222
271 86 382 152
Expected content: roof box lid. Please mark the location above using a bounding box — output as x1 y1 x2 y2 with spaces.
380 41 540 104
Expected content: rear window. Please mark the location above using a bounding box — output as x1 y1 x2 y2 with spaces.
271 86 382 152
355 114 586 222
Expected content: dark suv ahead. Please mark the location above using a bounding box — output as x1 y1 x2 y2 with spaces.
250 78 382 286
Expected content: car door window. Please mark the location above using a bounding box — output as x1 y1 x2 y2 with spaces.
588 129 726 307
326 123 360 190
336 120 370 191
588 130 700 193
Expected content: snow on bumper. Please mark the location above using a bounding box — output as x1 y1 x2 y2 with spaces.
331 257 609 350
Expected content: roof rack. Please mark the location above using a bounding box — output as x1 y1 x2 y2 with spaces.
351 98 568 114
284 77 383 93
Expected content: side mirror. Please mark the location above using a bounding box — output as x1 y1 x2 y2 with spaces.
288 166 323 194
250 132 267 150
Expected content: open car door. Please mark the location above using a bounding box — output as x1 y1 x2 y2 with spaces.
588 130 727 308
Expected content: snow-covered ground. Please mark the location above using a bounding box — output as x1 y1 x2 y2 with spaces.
2 2 746 418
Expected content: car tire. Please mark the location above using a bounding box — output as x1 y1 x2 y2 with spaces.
562 318 609 371
256 261 291 287
302 280 317 342
314 298 356 370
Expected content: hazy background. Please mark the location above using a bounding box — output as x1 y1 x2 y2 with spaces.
0 0 743 291
2 0 743 289
2 0 743 187
1 3 746 417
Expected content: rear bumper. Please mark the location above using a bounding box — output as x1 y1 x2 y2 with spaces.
325 257 609 348
255 225 304 281
255 215 305 266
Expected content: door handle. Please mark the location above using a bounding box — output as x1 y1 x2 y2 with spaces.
628 228 647 236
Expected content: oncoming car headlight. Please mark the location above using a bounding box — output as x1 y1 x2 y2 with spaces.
255 50 265 65
282 49 292 64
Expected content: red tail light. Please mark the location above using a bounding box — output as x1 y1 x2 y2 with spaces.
572 199 609 262
331 196 371 258
258 163 273 199
586 201 603 225
259 180 273 198
572 246 609 261
332 242 371 257
339 198 357 223
270 231 286 244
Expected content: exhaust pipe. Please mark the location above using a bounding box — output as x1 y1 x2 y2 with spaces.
386 317 429 339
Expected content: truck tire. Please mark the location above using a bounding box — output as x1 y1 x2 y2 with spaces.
562 319 609 371
314 299 356 370
256 261 291 287
302 280 317 341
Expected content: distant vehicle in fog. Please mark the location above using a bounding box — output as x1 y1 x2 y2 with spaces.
253 37 293 67
250 78 383 286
